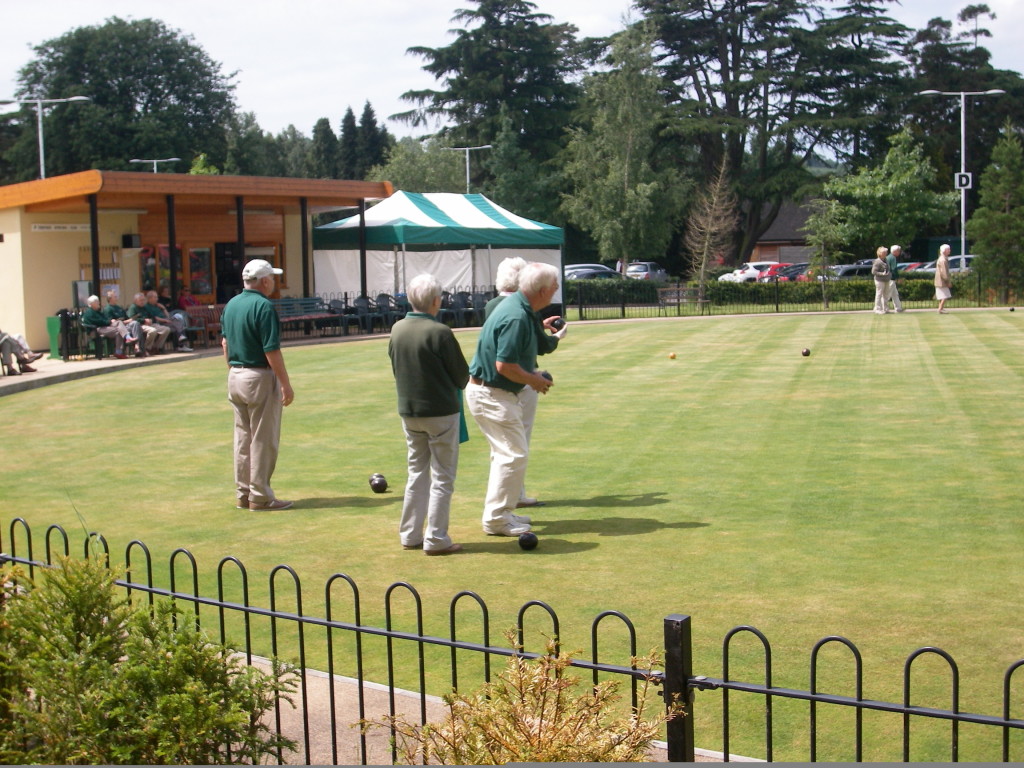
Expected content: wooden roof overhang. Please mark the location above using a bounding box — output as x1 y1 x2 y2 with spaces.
0 170 393 216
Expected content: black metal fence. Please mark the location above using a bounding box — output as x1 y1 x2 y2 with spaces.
562 272 993 322
2 518 1023 764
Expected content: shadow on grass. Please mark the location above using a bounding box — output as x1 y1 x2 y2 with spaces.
541 492 673 508
458 538 598 555
535 516 708 537
298 495 400 509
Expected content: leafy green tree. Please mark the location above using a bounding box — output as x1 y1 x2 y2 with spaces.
366 136 464 192
224 111 281 176
483 105 561 222
635 0 839 261
310 117 339 178
905 14 1024 210
273 125 313 178
812 0 911 165
397 0 580 164
821 127 957 258
5 17 236 181
801 197 853 307
338 106 359 179
968 121 1024 301
560 24 688 270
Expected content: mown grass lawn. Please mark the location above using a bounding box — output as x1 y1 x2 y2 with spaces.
2 309 1022 761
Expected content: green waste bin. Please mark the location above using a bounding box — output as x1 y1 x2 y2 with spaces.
46 315 61 359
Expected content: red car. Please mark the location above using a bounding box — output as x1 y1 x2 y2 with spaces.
757 263 793 282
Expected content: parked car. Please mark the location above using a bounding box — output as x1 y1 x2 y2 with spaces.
564 263 617 280
565 267 624 280
718 261 779 282
817 263 874 281
774 262 810 282
625 261 668 281
917 255 975 274
757 263 794 282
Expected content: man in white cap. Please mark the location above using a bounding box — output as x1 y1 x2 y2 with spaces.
221 259 295 511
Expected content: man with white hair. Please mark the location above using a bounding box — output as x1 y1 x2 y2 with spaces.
466 262 562 537
885 244 904 312
81 294 130 358
388 273 470 555
484 256 567 509
128 292 172 354
221 259 295 511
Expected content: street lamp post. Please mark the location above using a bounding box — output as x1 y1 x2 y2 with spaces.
0 95 91 179
442 145 492 193
130 157 182 173
918 88 1005 258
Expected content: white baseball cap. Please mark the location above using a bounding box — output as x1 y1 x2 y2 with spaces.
242 259 283 280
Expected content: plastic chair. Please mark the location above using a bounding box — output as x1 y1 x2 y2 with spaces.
352 296 386 334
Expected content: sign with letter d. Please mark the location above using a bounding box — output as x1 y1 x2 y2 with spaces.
955 172 972 190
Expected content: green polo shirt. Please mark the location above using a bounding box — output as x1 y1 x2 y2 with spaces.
81 307 111 329
104 304 129 321
886 253 899 279
127 302 162 321
484 293 558 357
388 312 469 418
469 291 538 393
221 288 280 367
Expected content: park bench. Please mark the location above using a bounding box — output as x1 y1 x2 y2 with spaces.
270 296 347 337
657 286 712 316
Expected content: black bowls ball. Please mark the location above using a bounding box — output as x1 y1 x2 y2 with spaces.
518 532 539 550
369 474 388 493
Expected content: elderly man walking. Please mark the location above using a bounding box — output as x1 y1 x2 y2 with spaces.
886 244 905 312
388 273 470 556
466 262 561 537
221 259 295 511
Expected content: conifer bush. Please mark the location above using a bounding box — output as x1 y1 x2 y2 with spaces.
0 556 296 765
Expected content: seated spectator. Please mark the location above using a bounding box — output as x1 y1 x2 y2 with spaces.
103 290 144 356
0 328 43 364
128 291 172 354
145 290 193 352
0 330 37 375
177 285 201 310
81 295 131 358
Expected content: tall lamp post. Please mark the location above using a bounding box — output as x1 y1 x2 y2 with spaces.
442 144 492 193
918 88 1005 257
130 157 182 173
0 95 91 179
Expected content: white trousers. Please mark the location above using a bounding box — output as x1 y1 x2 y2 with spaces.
885 280 902 312
399 413 460 551
516 384 539 501
465 381 529 532
873 279 890 313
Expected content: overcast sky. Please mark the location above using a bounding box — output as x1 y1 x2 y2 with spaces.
1 0 1021 140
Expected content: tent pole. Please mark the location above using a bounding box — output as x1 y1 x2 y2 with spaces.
358 199 367 297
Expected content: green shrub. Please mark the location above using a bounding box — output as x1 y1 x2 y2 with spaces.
564 279 660 306
0 557 297 765
366 633 679 764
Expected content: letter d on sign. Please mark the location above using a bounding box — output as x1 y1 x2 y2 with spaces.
955 172 972 190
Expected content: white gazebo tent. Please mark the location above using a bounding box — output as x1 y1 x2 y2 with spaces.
312 191 564 300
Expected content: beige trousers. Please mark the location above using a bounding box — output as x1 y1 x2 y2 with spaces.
228 366 282 506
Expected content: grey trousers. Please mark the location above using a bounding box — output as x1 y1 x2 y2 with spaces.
399 413 460 551
228 366 282 506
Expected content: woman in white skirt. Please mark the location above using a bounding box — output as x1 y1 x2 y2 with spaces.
934 243 952 313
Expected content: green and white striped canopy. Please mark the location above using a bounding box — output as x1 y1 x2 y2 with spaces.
314 191 563 249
